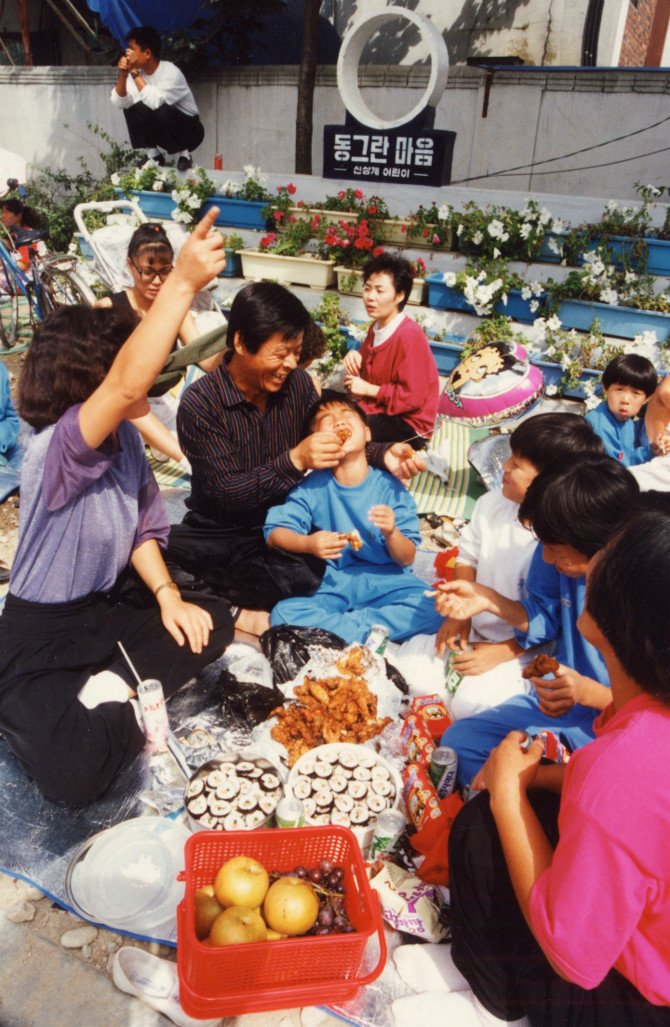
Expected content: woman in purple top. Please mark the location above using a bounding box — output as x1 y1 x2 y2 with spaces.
0 209 234 805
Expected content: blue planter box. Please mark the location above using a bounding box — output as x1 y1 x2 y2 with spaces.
555 297 670 340
117 188 176 220
218 249 242 277
428 339 465 376
539 231 565 263
426 275 538 323
201 197 269 231
116 190 270 231
580 234 670 277
76 233 94 260
529 357 602 401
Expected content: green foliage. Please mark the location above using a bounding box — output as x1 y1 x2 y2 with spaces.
220 232 245 251
309 292 362 378
406 202 453 248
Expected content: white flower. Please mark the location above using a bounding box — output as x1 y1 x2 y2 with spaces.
111 172 120 186
487 219 508 240
546 314 562 331
600 288 619 305
530 299 540 313
520 223 532 239
443 271 457 286
457 223 464 236
539 207 553 226
67 241 77 255
606 200 618 213
472 231 483 246
647 185 662 197
493 247 501 259
545 384 558 396
531 281 545 296
633 329 658 346
584 392 601 411
152 181 164 192
521 286 532 300
551 218 565 234
437 203 450 221
243 164 257 179
187 195 202 209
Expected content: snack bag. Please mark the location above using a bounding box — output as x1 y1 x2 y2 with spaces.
370 862 447 942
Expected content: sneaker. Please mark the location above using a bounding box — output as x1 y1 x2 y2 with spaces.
112 947 220 1027
134 153 165 168
177 155 193 172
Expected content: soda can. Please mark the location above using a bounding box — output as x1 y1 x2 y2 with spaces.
136 678 170 750
214 152 223 170
275 797 305 828
365 624 390 656
444 645 472 696
429 746 458 798
369 808 406 859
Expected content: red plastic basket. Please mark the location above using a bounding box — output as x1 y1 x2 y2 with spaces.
177 826 387 1018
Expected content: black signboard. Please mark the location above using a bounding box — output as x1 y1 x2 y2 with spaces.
323 118 455 187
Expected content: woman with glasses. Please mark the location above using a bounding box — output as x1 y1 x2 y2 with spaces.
95 222 222 463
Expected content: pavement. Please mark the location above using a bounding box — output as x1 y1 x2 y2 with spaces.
0 873 345 1027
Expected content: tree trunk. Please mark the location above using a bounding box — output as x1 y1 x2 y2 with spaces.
17 0 33 66
295 0 321 174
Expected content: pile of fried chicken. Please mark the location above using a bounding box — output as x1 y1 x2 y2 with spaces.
269 647 393 766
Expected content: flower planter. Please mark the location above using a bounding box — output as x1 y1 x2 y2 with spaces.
555 297 670 340
278 207 358 231
335 266 426 305
579 234 670 277
427 339 465 376
426 275 539 323
239 249 336 288
529 357 602 401
117 188 176 220
218 249 242 278
76 233 94 260
539 231 566 263
401 221 455 250
200 197 269 231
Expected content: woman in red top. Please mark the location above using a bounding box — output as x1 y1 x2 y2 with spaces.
343 253 439 450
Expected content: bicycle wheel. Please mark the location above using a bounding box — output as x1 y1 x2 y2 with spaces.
0 288 20 348
39 266 96 311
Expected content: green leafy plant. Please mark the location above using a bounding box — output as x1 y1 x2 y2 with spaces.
527 316 624 400
544 253 670 313
441 258 544 316
170 168 216 229
309 292 366 378
220 232 245 251
219 166 272 203
261 182 301 226
257 217 314 256
406 202 453 247
312 187 391 222
451 199 563 262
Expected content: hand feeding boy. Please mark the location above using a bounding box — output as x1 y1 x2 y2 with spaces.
264 391 443 644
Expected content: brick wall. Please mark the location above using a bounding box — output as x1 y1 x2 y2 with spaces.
619 0 657 65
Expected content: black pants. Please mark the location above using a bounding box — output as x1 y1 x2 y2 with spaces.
366 413 428 450
448 791 670 1026
123 102 205 155
165 513 325 610
0 590 233 805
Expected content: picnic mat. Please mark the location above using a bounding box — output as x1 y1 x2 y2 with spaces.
408 418 488 518
0 640 414 1027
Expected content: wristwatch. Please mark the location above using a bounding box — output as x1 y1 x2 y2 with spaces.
131 70 141 79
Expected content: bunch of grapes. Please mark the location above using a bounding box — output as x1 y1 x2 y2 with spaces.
270 858 355 936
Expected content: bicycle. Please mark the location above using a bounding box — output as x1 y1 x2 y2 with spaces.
0 226 96 349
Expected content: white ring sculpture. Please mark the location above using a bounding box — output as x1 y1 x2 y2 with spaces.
336 4 450 131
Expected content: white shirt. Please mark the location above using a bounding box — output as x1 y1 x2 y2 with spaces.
456 488 537 643
371 312 405 347
111 60 199 116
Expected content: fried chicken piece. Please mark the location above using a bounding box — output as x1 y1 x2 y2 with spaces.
522 654 560 679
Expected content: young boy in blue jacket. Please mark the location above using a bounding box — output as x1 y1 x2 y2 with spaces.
585 353 657 465
435 453 640 786
264 392 442 644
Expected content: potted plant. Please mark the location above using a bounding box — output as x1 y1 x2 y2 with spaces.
426 259 545 322
313 217 426 302
113 160 179 219
218 232 245 277
309 292 367 377
200 165 272 230
239 215 336 288
404 202 454 250
451 199 561 263
543 255 670 340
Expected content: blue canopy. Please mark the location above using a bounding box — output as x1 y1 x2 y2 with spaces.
85 0 204 46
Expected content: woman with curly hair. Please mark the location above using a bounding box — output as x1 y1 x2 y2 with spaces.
0 209 234 805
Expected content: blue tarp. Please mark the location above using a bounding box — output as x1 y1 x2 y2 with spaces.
86 0 204 46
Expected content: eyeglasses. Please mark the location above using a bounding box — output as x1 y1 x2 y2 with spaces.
130 259 173 282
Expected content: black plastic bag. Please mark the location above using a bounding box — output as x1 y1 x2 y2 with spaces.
217 668 285 728
259 624 409 695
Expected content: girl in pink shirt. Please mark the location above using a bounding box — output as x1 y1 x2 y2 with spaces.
442 505 670 1027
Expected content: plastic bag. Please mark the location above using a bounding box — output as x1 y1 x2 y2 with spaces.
217 668 284 729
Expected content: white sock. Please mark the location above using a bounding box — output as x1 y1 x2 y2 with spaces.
177 149 190 158
393 942 470 992
77 670 130 709
145 148 160 158
392 989 531 1027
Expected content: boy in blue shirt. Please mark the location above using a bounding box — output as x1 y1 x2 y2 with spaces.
264 392 443 644
436 454 639 786
585 353 657 465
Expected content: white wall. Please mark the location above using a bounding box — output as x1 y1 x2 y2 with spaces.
1 63 668 202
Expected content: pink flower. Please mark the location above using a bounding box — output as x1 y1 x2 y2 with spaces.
432 234 440 245
338 191 345 201
273 211 283 221
355 190 363 200
401 225 406 233
373 246 385 257
287 183 296 194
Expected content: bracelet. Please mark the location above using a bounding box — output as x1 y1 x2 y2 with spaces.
154 580 179 599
